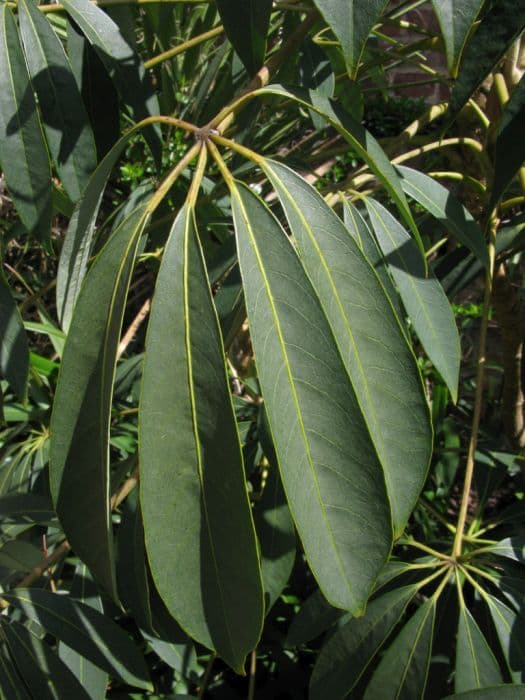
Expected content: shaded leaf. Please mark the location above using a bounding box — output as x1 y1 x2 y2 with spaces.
310 585 418 700
491 74 525 208
0 540 43 572
142 631 199 680
363 597 436 699
253 464 296 612
139 205 263 673
56 128 142 331
365 197 460 401
487 537 525 563
254 86 422 251
265 160 431 537
18 0 97 202
430 0 483 76
216 0 272 75
286 589 346 648
455 605 502 692
0 639 31 700
50 206 148 597
449 2 525 118
231 181 391 613
444 686 525 699
0 5 52 242
396 165 489 268
59 564 108 700
0 272 29 401
60 0 161 162
487 593 525 682
1 619 92 700
312 0 389 79
4 588 152 690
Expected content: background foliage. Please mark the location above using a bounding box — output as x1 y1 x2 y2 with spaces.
0 0 525 698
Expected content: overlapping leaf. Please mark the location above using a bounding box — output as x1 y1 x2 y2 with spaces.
430 1 483 76
50 206 148 597
365 197 460 401
455 606 502 693
0 5 52 243
264 160 431 536
139 205 263 673
0 272 29 402
363 598 436 699
310 585 418 700
18 0 97 202
231 181 392 613
216 0 272 75
312 0 388 78
253 85 422 252
4 589 152 690
60 0 161 162
487 593 525 682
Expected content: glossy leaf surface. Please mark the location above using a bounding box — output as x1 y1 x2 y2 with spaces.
139 205 263 673
0 5 52 242
231 181 392 613
265 160 431 537
18 0 97 202
312 0 389 78
50 207 148 597
365 197 460 401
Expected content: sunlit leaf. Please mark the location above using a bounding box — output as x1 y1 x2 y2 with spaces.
430 0 483 76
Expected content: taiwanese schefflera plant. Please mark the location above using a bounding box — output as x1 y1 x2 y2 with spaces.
0 1 524 698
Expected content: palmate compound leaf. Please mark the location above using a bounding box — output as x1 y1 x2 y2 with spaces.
263 160 431 538
365 197 461 402
231 181 392 614
50 206 149 598
139 204 264 674
0 5 52 243
18 0 97 202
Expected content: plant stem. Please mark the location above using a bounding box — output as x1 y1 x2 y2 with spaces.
187 146 208 208
452 211 498 558
404 538 451 561
197 653 216 699
144 26 224 69
248 649 257 700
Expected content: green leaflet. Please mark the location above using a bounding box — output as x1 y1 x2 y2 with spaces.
310 585 418 700
18 0 97 202
139 205 263 673
365 197 460 402
216 0 272 75
455 606 502 693
449 1 525 118
253 85 423 255
1 620 92 700
56 123 144 332
50 206 148 598
312 0 388 79
396 165 489 269
60 0 161 163
59 565 108 700
486 536 525 563
363 597 436 699
264 160 431 537
430 0 483 76
0 5 52 243
444 686 525 699
491 73 525 209
487 593 525 683
231 181 392 614
0 639 30 700
4 589 152 690
0 271 29 402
